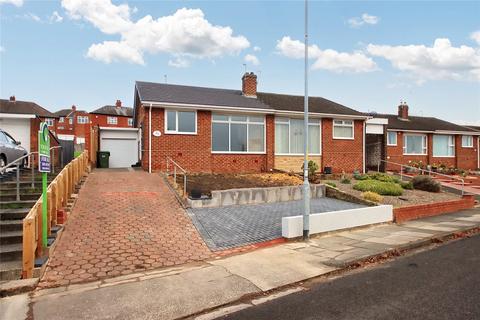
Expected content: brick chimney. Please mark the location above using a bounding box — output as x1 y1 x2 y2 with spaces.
9 95 15 102
71 105 77 112
242 72 257 97
398 101 409 120
115 100 122 108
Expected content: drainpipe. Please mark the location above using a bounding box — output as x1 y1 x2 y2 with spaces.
149 103 152 173
363 120 366 174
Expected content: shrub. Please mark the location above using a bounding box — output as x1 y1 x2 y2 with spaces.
369 173 400 184
326 182 337 188
362 191 383 203
354 174 370 181
301 160 319 181
400 181 414 190
353 180 403 196
411 176 441 192
340 178 351 184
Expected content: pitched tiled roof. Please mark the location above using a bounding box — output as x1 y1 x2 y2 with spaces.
54 109 74 117
0 99 55 118
368 113 478 133
90 105 133 117
135 81 364 116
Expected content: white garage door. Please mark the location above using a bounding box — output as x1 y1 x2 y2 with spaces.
0 117 32 153
99 129 139 168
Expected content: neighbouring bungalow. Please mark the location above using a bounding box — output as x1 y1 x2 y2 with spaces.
133 72 370 174
366 103 480 171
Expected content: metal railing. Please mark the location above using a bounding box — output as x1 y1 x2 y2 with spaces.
378 159 465 195
166 157 187 196
0 152 39 200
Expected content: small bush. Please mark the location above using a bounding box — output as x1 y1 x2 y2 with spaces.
354 174 370 181
369 173 400 184
326 182 337 188
362 191 383 203
400 181 414 190
301 160 319 181
353 180 403 196
411 176 441 192
340 178 351 184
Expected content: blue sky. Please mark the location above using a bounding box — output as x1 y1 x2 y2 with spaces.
1 0 479 124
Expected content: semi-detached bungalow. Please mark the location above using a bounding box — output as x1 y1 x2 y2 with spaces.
133 72 369 174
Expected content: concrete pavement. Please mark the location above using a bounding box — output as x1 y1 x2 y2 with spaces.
2 208 479 320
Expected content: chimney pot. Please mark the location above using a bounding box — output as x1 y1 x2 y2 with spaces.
72 105 77 112
9 95 15 102
115 100 122 108
242 72 257 97
398 102 409 120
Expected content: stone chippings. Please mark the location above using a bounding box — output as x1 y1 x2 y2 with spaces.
38 170 212 289
189 198 365 250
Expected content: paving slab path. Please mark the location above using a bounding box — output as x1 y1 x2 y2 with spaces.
38 169 212 288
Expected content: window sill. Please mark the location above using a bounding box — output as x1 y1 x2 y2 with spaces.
333 137 355 140
275 153 322 156
211 151 266 155
387 144 397 146
164 131 197 135
461 146 473 148
432 156 456 158
403 153 428 156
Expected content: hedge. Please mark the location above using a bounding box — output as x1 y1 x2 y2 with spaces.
353 180 403 196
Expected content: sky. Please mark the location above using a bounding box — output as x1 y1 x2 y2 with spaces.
0 0 479 125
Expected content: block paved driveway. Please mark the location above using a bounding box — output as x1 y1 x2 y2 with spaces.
188 198 366 251
39 169 212 288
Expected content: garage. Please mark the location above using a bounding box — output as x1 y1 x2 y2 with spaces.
0 115 33 153
99 127 140 168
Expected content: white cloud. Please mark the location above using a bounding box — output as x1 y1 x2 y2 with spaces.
0 46 4 53
244 54 260 66
348 13 379 28
0 0 23 7
62 0 250 65
49 11 63 23
367 38 480 83
168 57 190 68
471 30 480 45
276 36 377 73
25 13 41 22
253 46 261 52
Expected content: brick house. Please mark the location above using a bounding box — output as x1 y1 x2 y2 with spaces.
368 103 480 171
90 100 133 128
133 73 369 174
53 105 91 146
0 95 58 155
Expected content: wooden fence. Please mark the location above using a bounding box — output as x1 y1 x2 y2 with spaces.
22 150 90 278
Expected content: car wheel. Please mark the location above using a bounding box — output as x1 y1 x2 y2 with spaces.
0 155 6 168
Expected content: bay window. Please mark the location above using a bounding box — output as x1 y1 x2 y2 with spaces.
403 134 427 155
387 131 397 146
433 135 455 157
212 114 265 153
462 135 473 147
333 119 354 139
275 118 321 155
165 110 196 134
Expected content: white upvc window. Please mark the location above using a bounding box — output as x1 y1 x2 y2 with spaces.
387 131 397 146
275 117 321 155
212 114 265 153
59 117 64 123
77 116 89 124
107 116 118 125
433 135 455 157
128 118 133 127
333 119 354 139
403 134 427 155
462 135 473 148
45 118 54 127
68 117 73 124
165 110 196 134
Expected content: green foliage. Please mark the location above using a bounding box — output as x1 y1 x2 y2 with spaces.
368 173 400 184
411 176 441 192
301 160 319 181
400 181 414 190
353 180 403 196
325 182 337 188
353 174 370 181
362 191 383 203
340 178 351 184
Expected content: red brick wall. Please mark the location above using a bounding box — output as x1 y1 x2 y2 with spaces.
140 107 274 173
394 195 475 223
386 132 479 171
90 114 132 128
321 119 364 173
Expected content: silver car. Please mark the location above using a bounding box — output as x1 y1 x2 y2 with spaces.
0 129 28 168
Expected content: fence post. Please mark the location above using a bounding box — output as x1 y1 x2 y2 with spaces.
22 218 35 278
36 202 43 256
47 189 53 236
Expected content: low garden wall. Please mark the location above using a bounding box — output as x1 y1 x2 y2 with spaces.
282 205 393 238
187 184 326 208
394 194 475 223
